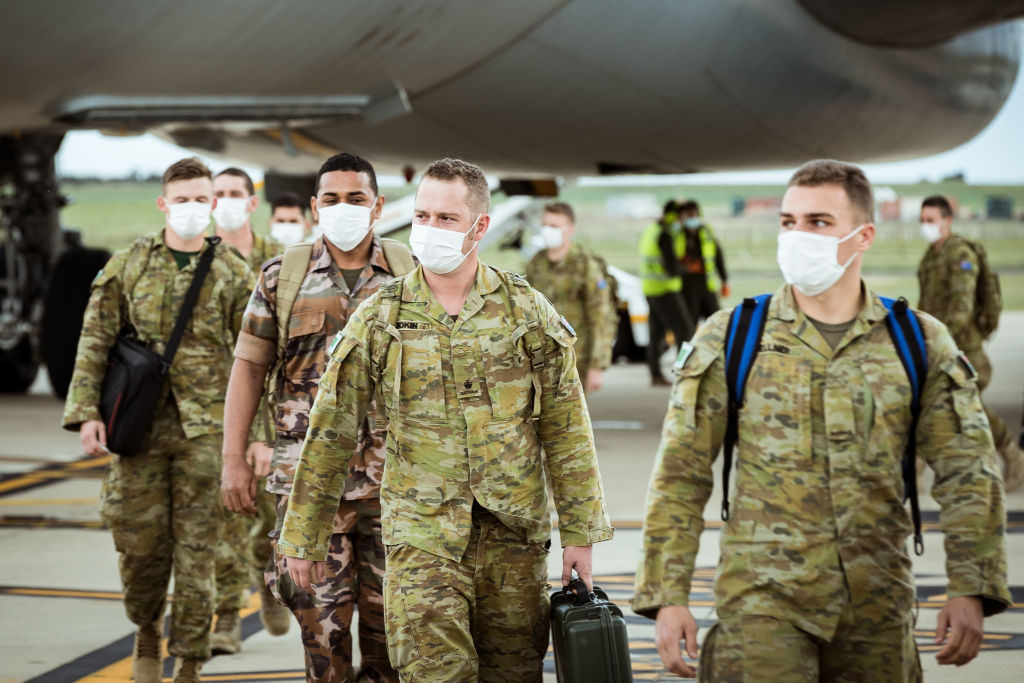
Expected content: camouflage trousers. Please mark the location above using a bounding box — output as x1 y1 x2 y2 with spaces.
698 607 922 682
215 481 276 612
267 495 395 683
98 399 221 660
383 505 550 682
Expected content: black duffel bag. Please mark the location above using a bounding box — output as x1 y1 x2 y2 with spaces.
99 237 219 456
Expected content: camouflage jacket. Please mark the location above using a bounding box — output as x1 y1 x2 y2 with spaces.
525 243 615 373
234 235 398 498
632 284 1010 639
246 232 285 273
917 234 982 351
278 262 614 562
62 231 253 439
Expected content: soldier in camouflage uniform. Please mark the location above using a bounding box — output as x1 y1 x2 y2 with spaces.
211 167 289 653
280 158 613 682
917 194 1024 491
62 158 254 683
222 153 403 682
525 201 616 393
633 161 1010 681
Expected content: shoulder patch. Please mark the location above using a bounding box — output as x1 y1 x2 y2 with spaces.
327 331 343 355
596 278 607 290
674 341 695 370
91 268 104 285
559 316 576 337
960 260 973 271
958 351 978 380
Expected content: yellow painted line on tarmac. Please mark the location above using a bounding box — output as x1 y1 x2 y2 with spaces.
0 497 97 507
4 587 122 600
0 454 109 495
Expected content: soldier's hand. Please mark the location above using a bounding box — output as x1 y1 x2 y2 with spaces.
286 556 326 594
562 545 593 591
935 596 984 666
655 605 698 677
80 420 109 456
721 283 732 298
585 368 604 393
245 441 273 478
221 457 258 516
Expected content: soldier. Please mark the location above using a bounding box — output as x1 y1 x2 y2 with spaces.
222 152 411 682
633 160 1010 681
677 199 730 323
269 191 312 246
278 158 613 682
62 157 254 683
638 200 695 386
211 166 290 653
917 195 1024 491
525 201 616 393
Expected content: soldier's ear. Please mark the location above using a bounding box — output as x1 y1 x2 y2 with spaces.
156 196 168 214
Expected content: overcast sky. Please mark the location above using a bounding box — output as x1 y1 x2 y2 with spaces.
57 42 1024 187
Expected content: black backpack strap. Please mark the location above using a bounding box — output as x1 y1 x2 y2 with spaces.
881 296 928 556
721 294 772 522
162 236 221 366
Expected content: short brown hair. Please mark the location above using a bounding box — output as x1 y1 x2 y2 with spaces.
215 167 255 195
163 157 212 189
921 195 953 218
543 201 575 223
788 159 874 222
421 158 490 214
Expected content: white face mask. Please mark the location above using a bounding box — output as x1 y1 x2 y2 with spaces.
920 222 942 243
165 201 211 240
318 202 373 251
409 215 481 274
270 221 306 246
777 224 865 296
540 225 564 249
212 197 250 232
683 217 702 229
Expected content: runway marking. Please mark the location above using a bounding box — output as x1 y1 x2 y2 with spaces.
0 516 104 529
0 453 109 497
0 586 123 600
0 496 97 506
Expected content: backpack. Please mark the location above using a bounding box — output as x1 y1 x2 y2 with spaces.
261 238 415 442
965 239 1001 339
721 294 928 555
369 268 548 420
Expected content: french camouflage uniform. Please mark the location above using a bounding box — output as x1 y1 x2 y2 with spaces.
215 232 286 616
918 234 1013 459
279 262 613 682
62 232 253 661
525 243 616 387
233 235 398 682
632 284 1011 682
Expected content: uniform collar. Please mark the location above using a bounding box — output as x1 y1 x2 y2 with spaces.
310 235 390 274
771 282 889 358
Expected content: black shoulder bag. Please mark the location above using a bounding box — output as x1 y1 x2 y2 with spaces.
99 237 220 456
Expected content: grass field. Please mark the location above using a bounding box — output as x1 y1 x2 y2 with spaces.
55 180 1024 309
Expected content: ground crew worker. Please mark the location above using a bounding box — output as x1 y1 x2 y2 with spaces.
269 191 312 246
222 152 408 682
525 201 616 393
62 157 254 683
638 200 695 386
211 166 289 653
278 158 613 682
917 195 1024 491
633 160 1010 681
677 199 730 322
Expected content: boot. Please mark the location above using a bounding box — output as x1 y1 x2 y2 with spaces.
209 610 242 655
259 584 291 636
132 620 163 683
1002 442 1024 492
172 657 203 683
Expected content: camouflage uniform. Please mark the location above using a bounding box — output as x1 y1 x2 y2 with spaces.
279 262 614 682
525 244 616 385
62 232 252 660
215 232 286 616
918 234 1012 455
632 284 1011 681
233 235 398 682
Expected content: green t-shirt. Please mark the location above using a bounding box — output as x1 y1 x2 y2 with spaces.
340 266 362 292
168 248 198 270
807 314 856 350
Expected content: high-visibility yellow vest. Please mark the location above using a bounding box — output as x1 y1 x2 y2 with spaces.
695 225 720 293
638 223 682 297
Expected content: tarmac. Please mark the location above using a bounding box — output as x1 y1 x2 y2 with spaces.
1 313 1022 682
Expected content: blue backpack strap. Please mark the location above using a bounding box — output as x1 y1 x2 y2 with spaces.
721 294 772 522
881 296 928 556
